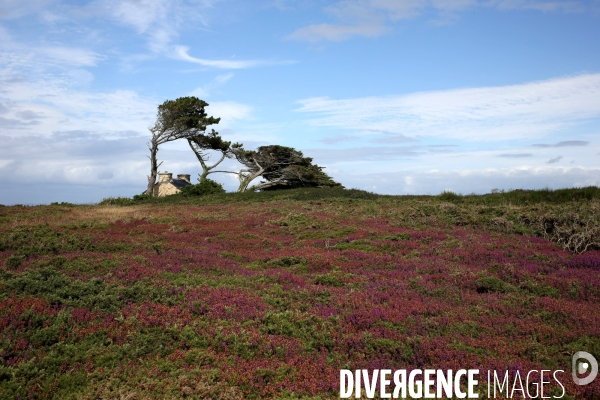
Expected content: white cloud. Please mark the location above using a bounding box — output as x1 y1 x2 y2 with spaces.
0 76 158 136
208 101 252 124
297 73 600 141
0 31 102 71
175 45 289 69
0 30 156 136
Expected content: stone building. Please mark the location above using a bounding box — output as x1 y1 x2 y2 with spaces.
154 172 192 197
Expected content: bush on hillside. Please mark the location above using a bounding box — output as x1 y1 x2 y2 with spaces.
179 179 226 197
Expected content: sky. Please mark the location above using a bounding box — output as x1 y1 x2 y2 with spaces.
0 0 599 204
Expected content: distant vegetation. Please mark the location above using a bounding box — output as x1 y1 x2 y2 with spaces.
1 186 599 398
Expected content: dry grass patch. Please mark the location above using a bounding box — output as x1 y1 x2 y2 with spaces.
72 205 154 223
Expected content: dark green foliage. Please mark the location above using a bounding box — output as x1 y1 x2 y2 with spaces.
50 202 76 206
99 187 380 206
0 225 129 256
266 256 306 268
154 97 220 135
261 164 342 191
436 186 600 205
233 145 342 191
261 311 335 351
133 193 152 201
0 268 170 312
257 146 341 190
179 178 226 197
314 273 343 287
4 254 25 269
97 196 136 206
520 281 560 298
0 225 94 256
189 128 231 153
438 190 462 202
475 276 517 294
468 186 600 205
381 233 411 241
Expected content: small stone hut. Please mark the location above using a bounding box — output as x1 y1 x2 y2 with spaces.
154 172 192 197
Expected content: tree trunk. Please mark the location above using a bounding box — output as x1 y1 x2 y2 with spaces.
146 140 160 196
188 139 227 183
237 169 263 192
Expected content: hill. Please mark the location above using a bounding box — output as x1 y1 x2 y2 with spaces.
1 187 599 398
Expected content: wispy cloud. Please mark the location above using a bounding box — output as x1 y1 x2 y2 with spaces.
175 46 275 69
304 144 457 164
175 46 295 69
288 23 388 42
288 0 588 42
0 30 102 70
40 46 101 67
533 140 589 147
89 0 214 53
371 133 415 144
547 155 563 164
498 153 533 158
490 0 584 12
305 146 423 163
296 73 600 141
190 73 234 97
320 134 359 144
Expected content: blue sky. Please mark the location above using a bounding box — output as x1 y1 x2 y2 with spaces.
1 0 599 204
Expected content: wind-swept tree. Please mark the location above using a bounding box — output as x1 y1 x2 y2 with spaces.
146 97 220 195
187 129 240 183
229 145 271 192
231 145 341 192
259 163 341 191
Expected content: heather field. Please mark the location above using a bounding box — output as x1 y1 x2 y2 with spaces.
1 188 600 399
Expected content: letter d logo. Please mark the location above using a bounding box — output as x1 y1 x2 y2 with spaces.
572 351 598 385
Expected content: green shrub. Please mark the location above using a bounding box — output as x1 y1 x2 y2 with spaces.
314 273 343 287
4 254 25 269
132 193 152 201
0 267 170 312
0 225 128 256
98 196 135 206
475 276 516 294
438 191 462 202
179 179 226 197
266 256 306 268
0 225 95 256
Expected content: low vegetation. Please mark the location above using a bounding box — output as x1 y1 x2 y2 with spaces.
1 187 599 398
